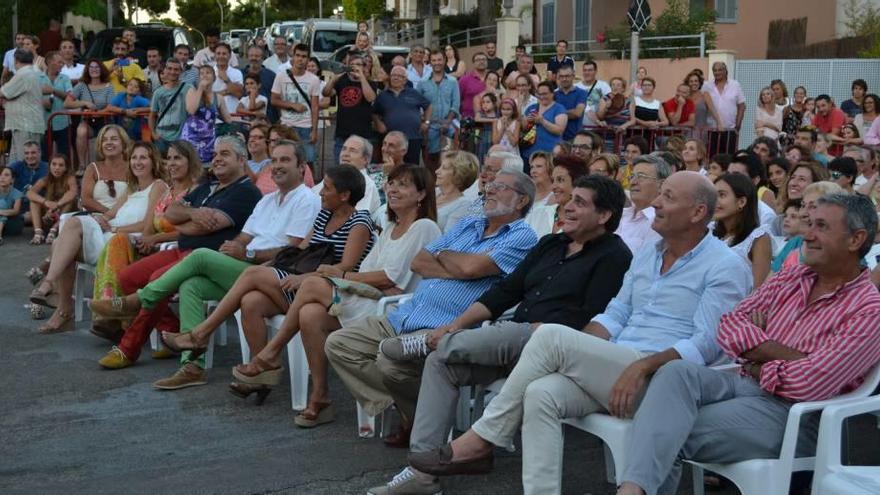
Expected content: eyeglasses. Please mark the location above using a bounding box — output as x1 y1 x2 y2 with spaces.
628 172 661 183
485 181 525 194
830 171 846 180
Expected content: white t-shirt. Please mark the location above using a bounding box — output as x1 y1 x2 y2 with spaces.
265 54 290 74
212 66 244 118
271 69 320 129
237 94 268 115
193 47 240 68
3 48 16 74
576 79 611 126
60 63 85 83
242 184 322 250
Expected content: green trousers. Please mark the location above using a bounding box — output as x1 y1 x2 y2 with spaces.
138 248 252 368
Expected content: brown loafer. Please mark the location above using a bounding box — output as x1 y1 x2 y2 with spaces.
408 444 494 477
90 295 141 318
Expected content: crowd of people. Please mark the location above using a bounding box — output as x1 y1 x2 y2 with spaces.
2 26 880 495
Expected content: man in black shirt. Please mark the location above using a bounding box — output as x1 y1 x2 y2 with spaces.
502 45 538 81
324 51 378 162
369 175 631 494
484 41 504 74
545 39 575 82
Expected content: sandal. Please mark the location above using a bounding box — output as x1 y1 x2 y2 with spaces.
28 303 46 320
30 229 45 245
231 356 284 386
45 227 58 244
294 401 336 428
30 284 59 309
228 381 272 405
89 295 141 318
26 266 46 286
38 310 74 334
161 331 209 358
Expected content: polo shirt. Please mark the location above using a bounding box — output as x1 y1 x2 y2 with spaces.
178 175 263 251
373 87 430 140
554 85 588 140
387 216 538 334
546 55 575 74
812 108 846 135
457 71 487 119
242 183 321 250
478 232 632 329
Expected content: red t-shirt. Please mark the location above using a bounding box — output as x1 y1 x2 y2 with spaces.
662 97 695 125
812 108 846 135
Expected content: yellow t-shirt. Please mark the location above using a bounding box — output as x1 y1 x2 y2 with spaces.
104 59 146 93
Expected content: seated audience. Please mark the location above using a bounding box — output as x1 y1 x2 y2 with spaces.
772 181 844 273
30 141 166 334
435 151 479 233
369 131 408 201
409 172 752 494
371 175 632 494
313 134 381 215
616 155 668 254
728 151 776 216
616 193 880 495
528 154 588 236
619 136 650 189
765 156 790 204
588 153 620 179
244 124 273 193
749 136 779 166
326 169 538 447
828 156 858 193
680 139 705 174
713 173 772 288
8 141 48 208
706 153 731 181
528 151 554 208
27 154 77 244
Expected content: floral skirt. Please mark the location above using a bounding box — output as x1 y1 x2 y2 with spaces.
93 233 137 301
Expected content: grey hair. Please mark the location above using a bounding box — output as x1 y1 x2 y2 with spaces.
633 154 672 180
347 134 373 163
691 174 718 226
497 169 536 216
816 193 878 258
386 130 409 152
274 139 306 166
215 135 247 160
488 150 524 173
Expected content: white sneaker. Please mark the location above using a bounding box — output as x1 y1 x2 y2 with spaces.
367 467 442 495
379 331 432 362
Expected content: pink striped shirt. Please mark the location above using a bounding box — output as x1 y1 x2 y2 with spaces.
718 264 880 402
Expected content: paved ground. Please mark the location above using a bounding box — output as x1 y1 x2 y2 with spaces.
1 234 877 494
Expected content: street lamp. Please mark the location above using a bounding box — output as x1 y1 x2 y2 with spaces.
216 0 225 33
333 5 344 19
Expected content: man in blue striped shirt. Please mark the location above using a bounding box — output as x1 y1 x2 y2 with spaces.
326 169 539 444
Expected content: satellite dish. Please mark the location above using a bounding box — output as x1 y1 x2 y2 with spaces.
628 0 652 32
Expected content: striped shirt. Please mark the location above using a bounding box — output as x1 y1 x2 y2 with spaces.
718 264 880 402
310 209 375 270
387 216 538 334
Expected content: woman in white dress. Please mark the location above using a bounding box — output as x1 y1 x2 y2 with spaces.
755 86 783 140
435 151 479 232
29 141 167 333
528 151 554 207
713 173 772 289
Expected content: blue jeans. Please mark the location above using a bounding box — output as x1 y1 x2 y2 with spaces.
294 127 316 164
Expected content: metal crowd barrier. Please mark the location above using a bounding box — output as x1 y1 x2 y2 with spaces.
584 125 739 159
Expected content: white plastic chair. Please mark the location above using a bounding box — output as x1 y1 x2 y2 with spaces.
235 311 309 411
74 263 96 323
687 363 880 495
811 394 880 495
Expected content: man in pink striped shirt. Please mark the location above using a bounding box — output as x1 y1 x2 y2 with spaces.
618 193 880 495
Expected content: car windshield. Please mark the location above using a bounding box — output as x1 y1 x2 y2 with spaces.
313 30 357 54
282 25 303 40
86 31 175 61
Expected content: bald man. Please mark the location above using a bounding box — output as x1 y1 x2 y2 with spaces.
373 65 431 165
410 171 753 494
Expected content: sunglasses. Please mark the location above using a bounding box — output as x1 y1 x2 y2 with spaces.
105 180 117 198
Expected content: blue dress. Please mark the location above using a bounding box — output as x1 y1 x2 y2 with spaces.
180 94 219 163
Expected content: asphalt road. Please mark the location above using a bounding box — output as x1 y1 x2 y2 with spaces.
1 233 876 494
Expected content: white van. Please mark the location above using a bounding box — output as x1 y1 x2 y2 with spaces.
300 19 359 60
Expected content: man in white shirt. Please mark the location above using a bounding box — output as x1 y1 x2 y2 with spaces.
212 43 243 118
575 60 611 127
701 62 745 154
264 36 290 73
58 39 84 85
314 134 380 214
406 45 431 87
272 43 320 165
193 28 240 68
2 33 26 84
144 47 163 95
616 155 667 254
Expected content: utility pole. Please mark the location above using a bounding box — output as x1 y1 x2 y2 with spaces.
216 0 224 33
262 0 266 28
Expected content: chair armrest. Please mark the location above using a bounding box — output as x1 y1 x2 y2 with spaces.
158 241 179 251
375 294 412 316
813 395 880 486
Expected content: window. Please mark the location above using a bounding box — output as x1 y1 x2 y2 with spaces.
574 0 591 44
541 1 556 44
715 0 738 23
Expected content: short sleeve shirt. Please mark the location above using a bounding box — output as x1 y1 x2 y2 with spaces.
212 66 244 116
46 74 73 131
150 83 193 141
332 74 378 139
0 66 46 133
271 69 320 128
373 87 431 140
554 86 587 140
662 97 696 125
813 108 847 135
0 187 23 211
103 59 146 93
701 78 745 129
546 55 575 74
9 161 48 194
178 176 263 251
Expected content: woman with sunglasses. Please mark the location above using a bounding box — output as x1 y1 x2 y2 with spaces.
65 59 115 174
29 140 167 334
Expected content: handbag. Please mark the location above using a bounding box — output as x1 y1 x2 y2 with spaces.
271 242 335 275
519 121 537 147
84 85 104 126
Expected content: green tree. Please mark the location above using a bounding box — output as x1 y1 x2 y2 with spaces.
604 0 716 60
341 0 385 22
177 0 230 33
1 0 77 53
121 0 170 22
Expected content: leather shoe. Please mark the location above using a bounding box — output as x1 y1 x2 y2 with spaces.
383 425 411 448
408 444 494 476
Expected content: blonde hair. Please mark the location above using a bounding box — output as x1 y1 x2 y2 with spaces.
803 181 844 198
441 150 479 192
589 153 620 179
95 124 132 162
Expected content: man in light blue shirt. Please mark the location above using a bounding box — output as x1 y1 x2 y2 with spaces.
406 44 431 88
409 171 753 494
326 170 538 434
417 50 460 171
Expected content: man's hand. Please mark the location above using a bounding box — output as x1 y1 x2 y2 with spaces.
310 129 318 144
289 101 307 112
219 240 246 260
426 324 458 350
136 234 158 254
609 360 650 418
190 208 221 231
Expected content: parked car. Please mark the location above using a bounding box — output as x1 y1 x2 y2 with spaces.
228 29 252 52
269 21 305 44
84 24 202 66
300 19 359 60
321 44 410 74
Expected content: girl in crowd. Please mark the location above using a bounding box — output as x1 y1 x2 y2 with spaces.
528 151 554 208
106 78 150 141
706 153 732 181
730 150 776 209
802 97 816 125
782 86 808 142
588 153 620 179
492 98 520 155
27 154 78 245
0 167 23 244
473 71 503 120
772 181 843 272
30 141 166 334
766 156 790 206
775 161 827 231
521 81 568 160
510 74 537 115
245 124 275 194
854 94 878 137
551 142 571 157
749 136 778 166
236 73 268 121
444 45 466 78
681 138 706 173
713 173 772 288
65 59 114 173
618 136 649 188
529 154 588 236
784 144 811 166
619 77 669 132
771 79 790 109
629 66 648 97
435 151 478 232
474 93 499 162
840 123 862 145
598 76 632 127
780 199 802 241
815 132 835 164
182 65 232 164
685 71 721 141
162 165 376 393
755 86 782 140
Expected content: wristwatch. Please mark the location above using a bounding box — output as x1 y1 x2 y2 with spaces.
245 248 256 261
